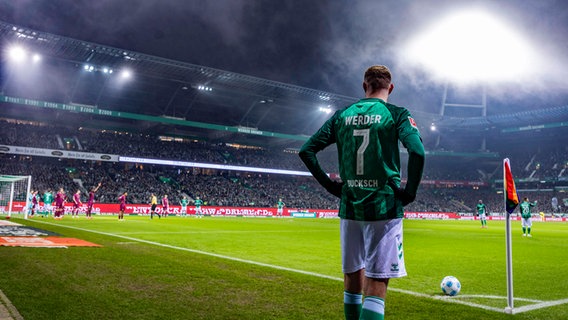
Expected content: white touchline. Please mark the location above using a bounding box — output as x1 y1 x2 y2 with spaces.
30 220 568 315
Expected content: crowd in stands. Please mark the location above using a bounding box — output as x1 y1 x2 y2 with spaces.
0 155 338 210
1 120 568 214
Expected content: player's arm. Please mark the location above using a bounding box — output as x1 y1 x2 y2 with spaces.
404 133 425 198
299 111 342 198
390 110 425 205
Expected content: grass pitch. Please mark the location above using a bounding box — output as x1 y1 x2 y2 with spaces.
0 215 567 319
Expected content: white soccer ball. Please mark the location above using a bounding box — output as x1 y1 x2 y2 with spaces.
440 276 461 296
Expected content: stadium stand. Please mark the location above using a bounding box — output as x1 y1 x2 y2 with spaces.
2 120 568 214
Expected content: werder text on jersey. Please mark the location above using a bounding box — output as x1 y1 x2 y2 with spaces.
345 114 382 126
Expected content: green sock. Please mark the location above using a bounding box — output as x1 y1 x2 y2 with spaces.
528 227 531 234
522 227 526 234
343 291 362 320
360 296 384 320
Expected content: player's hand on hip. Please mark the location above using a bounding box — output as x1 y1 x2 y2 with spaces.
325 181 344 198
388 179 415 206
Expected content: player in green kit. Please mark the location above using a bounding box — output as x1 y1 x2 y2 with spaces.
300 65 425 320
520 197 537 237
41 189 54 217
476 200 488 228
180 196 189 217
276 198 285 217
194 196 203 218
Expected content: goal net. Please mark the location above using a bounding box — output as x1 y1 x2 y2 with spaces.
0 175 32 219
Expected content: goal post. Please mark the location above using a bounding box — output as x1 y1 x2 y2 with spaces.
0 175 32 219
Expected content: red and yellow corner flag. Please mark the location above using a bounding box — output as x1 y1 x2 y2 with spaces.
504 158 519 214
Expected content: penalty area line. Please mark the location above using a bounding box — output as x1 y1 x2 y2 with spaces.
28 220 568 315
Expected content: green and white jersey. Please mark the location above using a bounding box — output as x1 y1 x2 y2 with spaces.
181 199 188 207
476 203 486 215
300 98 422 221
43 192 53 204
194 199 203 208
520 201 536 219
277 200 285 209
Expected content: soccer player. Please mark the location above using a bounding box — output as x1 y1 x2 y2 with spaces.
41 189 54 217
162 194 169 218
299 65 425 320
180 196 188 217
30 190 38 217
194 196 203 218
476 199 488 228
86 182 102 219
118 192 127 221
150 193 160 219
54 188 66 220
26 190 35 217
520 197 537 237
276 198 285 217
72 190 82 218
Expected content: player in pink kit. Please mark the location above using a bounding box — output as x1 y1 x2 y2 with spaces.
30 190 38 217
72 190 82 218
118 192 127 221
86 182 102 219
54 188 66 220
162 194 169 218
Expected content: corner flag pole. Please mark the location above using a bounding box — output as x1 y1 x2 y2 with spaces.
503 158 517 314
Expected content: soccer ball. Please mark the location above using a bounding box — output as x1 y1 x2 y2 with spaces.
440 276 461 296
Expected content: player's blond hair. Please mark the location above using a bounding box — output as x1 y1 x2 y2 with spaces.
364 65 392 92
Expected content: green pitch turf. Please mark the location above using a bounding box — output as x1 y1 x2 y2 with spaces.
0 215 567 319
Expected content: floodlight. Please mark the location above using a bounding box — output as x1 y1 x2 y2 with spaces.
32 53 41 63
402 9 538 83
8 46 26 63
120 69 132 79
319 106 332 114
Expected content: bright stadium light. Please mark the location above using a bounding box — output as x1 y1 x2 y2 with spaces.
319 106 332 114
198 85 213 91
120 69 132 79
402 9 538 83
32 53 42 63
7 46 27 63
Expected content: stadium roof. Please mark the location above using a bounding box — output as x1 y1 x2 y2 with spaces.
1 20 567 151
0 20 359 149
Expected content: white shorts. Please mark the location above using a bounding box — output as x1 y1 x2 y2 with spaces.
341 218 406 279
479 213 486 220
522 217 532 228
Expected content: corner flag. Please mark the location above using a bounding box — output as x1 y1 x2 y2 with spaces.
503 158 518 314
504 158 519 214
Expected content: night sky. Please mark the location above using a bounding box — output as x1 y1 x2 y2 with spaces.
1 0 568 115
